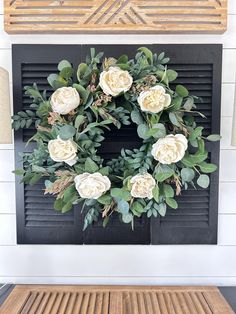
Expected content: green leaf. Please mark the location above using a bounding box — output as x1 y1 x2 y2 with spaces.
63 185 76 203
58 59 72 71
131 109 144 125
155 165 174 182
117 199 129 214
146 123 166 139
181 168 195 182
207 134 221 142
97 194 112 205
158 203 167 216
198 162 217 174
170 96 182 111
98 166 109 176
47 74 66 89
181 155 195 168
32 165 47 173
189 126 204 141
163 184 174 198
60 67 74 79
152 186 160 203
166 198 178 209
169 112 181 127
59 125 76 140
29 173 42 185
74 115 85 129
166 69 178 82
122 213 133 224
54 198 64 211
117 55 128 64
138 47 153 64
183 98 194 111
77 63 89 82
176 85 189 97
137 124 149 139
12 169 25 176
85 157 99 173
111 188 131 201
73 83 89 103
62 201 73 213
197 174 210 188
131 201 144 216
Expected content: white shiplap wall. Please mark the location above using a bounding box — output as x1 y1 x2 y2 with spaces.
0 0 236 286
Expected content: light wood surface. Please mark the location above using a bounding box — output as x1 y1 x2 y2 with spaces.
0 285 234 313
4 0 228 34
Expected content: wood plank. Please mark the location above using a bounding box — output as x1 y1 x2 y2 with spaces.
4 0 228 34
0 285 234 313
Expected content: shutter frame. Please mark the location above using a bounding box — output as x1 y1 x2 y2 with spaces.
13 44 221 245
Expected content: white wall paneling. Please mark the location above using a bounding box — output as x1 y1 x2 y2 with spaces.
0 0 235 285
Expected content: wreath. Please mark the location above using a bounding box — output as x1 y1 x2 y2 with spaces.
12 47 220 230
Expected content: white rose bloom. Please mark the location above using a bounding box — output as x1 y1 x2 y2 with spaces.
99 67 133 96
130 173 156 199
48 137 77 166
151 134 188 164
51 87 80 115
137 85 171 114
74 172 111 199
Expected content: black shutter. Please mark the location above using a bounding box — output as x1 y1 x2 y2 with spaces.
13 44 221 245
150 45 221 244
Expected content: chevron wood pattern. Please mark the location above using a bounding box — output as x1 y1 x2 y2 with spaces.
0 285 234 313
4 0 227 34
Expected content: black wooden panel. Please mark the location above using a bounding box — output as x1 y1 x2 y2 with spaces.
13 44 221 245
13 45 85 244
150 44 221 244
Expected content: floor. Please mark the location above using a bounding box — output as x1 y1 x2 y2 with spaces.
0 284 236 312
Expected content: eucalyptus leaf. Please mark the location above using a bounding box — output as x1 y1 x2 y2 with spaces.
198 162 217 174
137 124 149 139
181 168 195 182
59 125 76 140
131 109 144 125
207 134 221 142
176 84 189 97
158 203 167 216
117 199 129 214
197 174 210 188
58 59 72 71
85 157 99 173
75 115 85 129
166 69 178 82
169 112 181 127
166 198 178 209
155 165 174 182
152 186 160 202
122 213 133 224
163 184 174 198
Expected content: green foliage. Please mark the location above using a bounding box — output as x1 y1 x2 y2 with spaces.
12 46 220 230
197 174 210 188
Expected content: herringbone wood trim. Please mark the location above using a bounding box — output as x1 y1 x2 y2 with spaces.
0 285 234 313
4 0 227 34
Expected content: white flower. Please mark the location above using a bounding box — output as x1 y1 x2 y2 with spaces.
151 134 188 164
137 85 171 114
99 67 133 96
130 173 156 199
48 137 77 166
74 172 111 199
51 87 80 115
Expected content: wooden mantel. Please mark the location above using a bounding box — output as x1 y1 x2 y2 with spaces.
4 0 227 34
0 285 234 313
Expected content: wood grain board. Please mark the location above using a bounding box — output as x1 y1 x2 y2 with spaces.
0 285 234 313
4 0 228 34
